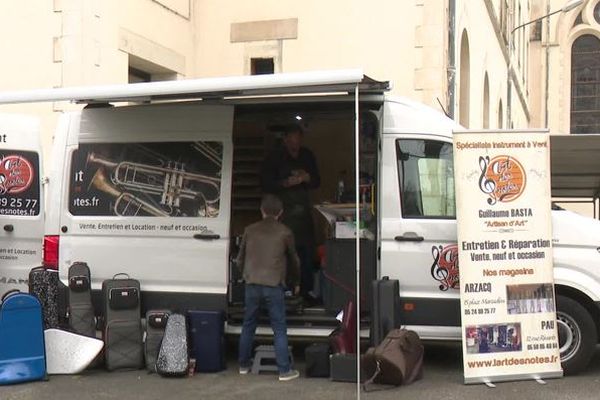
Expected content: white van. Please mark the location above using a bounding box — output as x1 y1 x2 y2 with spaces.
0 114 45 294
1 70 598 375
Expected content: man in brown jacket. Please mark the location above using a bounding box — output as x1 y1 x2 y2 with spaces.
236 194 301 381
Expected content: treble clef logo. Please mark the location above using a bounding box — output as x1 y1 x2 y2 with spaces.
478 156 496 205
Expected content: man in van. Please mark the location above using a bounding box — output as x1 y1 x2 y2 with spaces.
236 194 301 381
261 124 320 303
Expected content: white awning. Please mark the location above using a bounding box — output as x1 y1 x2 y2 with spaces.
550 134 600 199
0 69 389 105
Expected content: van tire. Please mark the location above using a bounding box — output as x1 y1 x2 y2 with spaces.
556 295 597 375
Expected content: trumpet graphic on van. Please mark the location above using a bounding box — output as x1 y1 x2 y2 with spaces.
70 142 223 218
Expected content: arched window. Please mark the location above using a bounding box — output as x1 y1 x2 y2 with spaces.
498 100 503 129
571 35 600 134
483 73 490 129
459 31 470 128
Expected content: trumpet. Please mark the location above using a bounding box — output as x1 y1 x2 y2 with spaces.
88 168 170 217
87 152 221 208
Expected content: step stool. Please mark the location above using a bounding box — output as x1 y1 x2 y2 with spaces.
251 345 294 374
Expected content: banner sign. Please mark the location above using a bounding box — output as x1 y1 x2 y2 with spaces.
69 142 223 218
453 130 562 384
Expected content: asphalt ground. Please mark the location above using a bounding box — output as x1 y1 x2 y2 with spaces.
3 343 600 400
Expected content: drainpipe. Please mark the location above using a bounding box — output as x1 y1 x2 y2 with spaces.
447 0 456 119
544 1 551 128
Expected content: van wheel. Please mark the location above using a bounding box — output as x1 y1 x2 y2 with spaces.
556 295 597 375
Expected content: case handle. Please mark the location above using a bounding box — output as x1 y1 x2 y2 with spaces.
112 273 131 280
1 289 20 302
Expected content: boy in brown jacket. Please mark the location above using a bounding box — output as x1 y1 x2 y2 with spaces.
236 194 301 381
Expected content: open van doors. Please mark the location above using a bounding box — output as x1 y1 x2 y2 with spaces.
52 104 234 311
0 114 44 294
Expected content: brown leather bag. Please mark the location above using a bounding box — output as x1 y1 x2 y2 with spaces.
361 329 424 391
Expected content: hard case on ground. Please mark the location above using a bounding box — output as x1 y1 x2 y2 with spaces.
187 310 225 372
323 239 375 314
102 273 143 371
370 277 400 346
305 342 331 377
156 313 189 376
0 291 47 385
68 262 96 337
28 266 60 329
145 310 170 372
329 353 365 383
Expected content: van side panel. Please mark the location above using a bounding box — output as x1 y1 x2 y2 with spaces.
0 114 44 293
56 104 233 312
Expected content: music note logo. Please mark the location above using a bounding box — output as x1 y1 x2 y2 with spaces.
478 155 526 205
0 155 34 195
430 244 459 291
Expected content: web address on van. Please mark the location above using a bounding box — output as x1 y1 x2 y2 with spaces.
0 208 35 216
467 355 558 369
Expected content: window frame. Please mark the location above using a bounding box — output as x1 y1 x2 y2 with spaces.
395 138 456 220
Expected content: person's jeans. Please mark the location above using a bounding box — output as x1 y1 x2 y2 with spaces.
238 284 291 374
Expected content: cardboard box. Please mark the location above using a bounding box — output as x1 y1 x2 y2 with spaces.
335 221 368 239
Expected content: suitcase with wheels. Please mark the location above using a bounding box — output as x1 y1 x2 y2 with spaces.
156 313 189 376
102 273 143 371
370 276 401 346
28 266 60 329
145 310 170 372
0 290 47 384
187 310 225 372
68 262 96 337
305 343 331 377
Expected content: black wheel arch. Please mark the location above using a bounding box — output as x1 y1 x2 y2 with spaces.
555 284 600 342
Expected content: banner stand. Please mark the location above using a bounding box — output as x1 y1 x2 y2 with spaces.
453 130 563 385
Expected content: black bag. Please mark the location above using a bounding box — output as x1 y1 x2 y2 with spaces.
28 266 60 329
145 310 170 372
361 329 424 391
370 277 400 346
102 273 143 371
156 313 189 377
305 343 330 377
68 262 96 337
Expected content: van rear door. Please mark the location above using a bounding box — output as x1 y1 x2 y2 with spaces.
0 114 44 293
58 103 233 311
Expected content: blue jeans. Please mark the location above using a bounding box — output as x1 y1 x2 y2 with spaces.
238 284 291 373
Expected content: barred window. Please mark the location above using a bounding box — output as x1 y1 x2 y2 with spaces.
571 35 600 134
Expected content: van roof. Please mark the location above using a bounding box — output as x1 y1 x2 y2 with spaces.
0 69 389 105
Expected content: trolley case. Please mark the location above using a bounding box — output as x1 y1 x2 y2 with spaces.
305 343 331 377
102 273 143 371
187 310 225 372
0 291 47 385
68 262 96 337
28 266 60 329
145 310 170 372
156 313 189 376
370 277 401 346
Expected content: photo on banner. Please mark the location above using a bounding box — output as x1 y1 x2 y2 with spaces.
453 130 562 384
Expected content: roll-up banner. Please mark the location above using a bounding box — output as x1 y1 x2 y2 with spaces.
453 130 562 384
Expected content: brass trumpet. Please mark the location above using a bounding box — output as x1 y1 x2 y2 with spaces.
88 168 169 217
86 152 221 208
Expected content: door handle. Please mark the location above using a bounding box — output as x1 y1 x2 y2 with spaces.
394 232 424 242
3 224 14 232
193 233 221 240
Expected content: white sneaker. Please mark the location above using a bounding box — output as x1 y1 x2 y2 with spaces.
279 369 300 381
239 366 251 375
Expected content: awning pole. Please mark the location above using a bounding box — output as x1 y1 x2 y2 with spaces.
354 84 361 399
